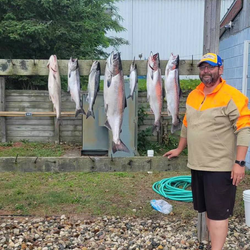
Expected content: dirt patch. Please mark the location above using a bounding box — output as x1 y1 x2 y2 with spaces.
60 145 82 157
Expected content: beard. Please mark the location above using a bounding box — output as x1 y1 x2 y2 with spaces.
199 72 220 88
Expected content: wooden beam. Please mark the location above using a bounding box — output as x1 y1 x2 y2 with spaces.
0 111 76 117
0 59 200 76
0 111 186 118
203 0 221 54
0 77 6 142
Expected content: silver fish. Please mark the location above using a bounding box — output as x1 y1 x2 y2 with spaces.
47 55 61 119
146 52 162 132
86 61 100 119
165 53 182 133
127 58 138 100
104 51 129 153
68 57 85 117
104 52 113 115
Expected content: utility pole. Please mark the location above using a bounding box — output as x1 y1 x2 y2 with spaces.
203 0 221 54
198 0 221 243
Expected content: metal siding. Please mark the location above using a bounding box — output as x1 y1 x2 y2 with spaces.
219 28 250 169
105 0 234 60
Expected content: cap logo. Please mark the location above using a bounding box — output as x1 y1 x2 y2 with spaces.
202 54 215 60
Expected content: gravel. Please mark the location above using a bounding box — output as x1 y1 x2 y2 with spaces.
0 215 249 250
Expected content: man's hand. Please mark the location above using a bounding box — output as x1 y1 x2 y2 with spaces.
231 164 245 186
163 148 181 159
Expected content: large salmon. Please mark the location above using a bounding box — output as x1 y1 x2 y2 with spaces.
86 61 100 119
146 52 162 132
68 57 85 117
165 53 182 133
104 51 129 153
47 55 61 119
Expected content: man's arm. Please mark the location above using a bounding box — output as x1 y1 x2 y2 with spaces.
231 145 248 186
163 137 187 159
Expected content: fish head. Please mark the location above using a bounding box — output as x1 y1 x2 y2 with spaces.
68 57 78 71
106 51 114 69
110 52 122 76
167 53 179 70
130 59 137 72
148 52 160 71
90 61 100 72
47 55 58 72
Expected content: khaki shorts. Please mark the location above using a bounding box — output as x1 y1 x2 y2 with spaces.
191 169 236 220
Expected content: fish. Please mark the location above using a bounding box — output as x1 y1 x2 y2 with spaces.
127 58 138 100
104 52 113 115
86 61 101 119
146 52 162 132
68 57 86 117
104 51 129 153
47 55 61 119
165 53 182 133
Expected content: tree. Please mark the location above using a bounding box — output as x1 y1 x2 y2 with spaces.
0 0 128 60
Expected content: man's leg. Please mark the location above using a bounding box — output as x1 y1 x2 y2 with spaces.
206 217 228 250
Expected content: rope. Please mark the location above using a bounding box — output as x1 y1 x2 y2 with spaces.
152 176 193 202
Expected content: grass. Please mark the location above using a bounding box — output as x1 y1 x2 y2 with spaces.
137 78 200 92
71 78 200 92
0 171 249 220
0 141 67 157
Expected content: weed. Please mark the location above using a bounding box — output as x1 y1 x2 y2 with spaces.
20 139 30 144
15 203 26 212
113 172 130 178
0 141 13 147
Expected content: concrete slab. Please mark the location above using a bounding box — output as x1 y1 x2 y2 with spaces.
0 156 188 172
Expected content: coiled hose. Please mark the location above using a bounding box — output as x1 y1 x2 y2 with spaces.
152 176 193 202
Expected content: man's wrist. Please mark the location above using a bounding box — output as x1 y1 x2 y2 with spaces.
235 160 246 167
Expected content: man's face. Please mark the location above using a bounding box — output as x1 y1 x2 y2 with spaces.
199 62 223 88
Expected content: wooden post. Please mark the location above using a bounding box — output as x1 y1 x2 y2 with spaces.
198 0 221 243
54 117 60 144
203 0 221 54
0 77 6 142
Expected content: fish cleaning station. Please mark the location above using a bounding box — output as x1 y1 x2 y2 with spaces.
0 57 199 171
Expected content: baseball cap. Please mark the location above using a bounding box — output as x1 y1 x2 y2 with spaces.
197 53 223 67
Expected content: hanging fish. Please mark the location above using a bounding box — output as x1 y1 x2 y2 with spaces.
165 53 182 133
146 52 162 132
67 57 85 117
86 61 100 119
103 51 129 153
127 58 138 100
47 55 61 119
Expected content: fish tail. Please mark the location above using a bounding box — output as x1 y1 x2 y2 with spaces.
56 118 63 126
127 94 134 101
86 110 95 119
104 120 112 130
112 140 130 154
171 117 182 134
152 120 161 133
75 108 86 117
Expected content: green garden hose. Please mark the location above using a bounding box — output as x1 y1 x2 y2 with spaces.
152 176 193 202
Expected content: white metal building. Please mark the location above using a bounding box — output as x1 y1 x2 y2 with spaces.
105 0 234 60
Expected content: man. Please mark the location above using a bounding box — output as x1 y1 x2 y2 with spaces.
163 53 250 250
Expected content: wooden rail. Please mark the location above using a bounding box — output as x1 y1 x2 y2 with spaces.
0 59 200 76
0 111 76 117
